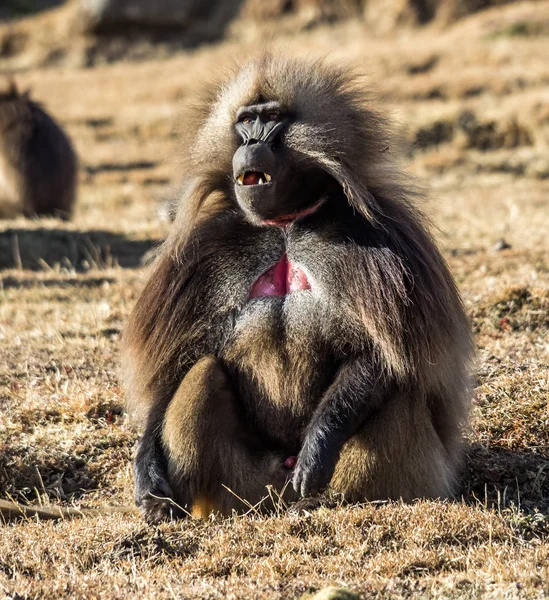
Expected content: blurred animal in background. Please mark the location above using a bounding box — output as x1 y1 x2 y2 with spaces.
122 54 474 523
0 80 78 219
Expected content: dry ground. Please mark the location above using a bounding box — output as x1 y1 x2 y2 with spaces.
1 2 549 598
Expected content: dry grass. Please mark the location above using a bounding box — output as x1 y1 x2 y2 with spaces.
1 502 548 599
1 2 549 598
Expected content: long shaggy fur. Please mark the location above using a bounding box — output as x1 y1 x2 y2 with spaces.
123 54 474 517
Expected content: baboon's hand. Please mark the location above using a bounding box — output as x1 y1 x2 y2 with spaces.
292 433 338 498
134 456 180 523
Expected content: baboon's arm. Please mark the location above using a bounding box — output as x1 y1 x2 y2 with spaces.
292 357 389 497
133 414 176 516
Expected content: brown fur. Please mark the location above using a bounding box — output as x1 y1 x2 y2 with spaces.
122 54 474 520
0 80 78 219
163 357 297 517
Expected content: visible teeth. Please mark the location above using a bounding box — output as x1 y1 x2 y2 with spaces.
264 173 272 182
258 177 264 185
237 174 244 185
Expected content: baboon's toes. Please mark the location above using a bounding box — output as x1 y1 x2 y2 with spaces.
140 496 187 523
288 496 325 515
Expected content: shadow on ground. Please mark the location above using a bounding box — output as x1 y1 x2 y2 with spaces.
0 0 62 20
462 444 549 513
0 228 160 270
1 439 548 517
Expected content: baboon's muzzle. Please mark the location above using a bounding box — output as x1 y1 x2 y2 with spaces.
233 140 276 187
232 140 280 220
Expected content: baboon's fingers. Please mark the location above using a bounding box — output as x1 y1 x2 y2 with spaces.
292 436 337 498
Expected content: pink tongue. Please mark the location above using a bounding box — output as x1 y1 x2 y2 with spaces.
249 253 311 299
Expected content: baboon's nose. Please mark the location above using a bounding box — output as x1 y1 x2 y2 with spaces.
233 141 276 183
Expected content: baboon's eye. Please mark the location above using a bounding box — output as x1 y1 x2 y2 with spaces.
268 112 280 121
239 113 255 125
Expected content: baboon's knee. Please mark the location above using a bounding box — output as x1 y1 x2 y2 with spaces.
331 406 455 502
162 357 237 467
160 357 296 515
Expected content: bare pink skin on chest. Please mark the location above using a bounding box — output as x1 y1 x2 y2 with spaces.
249 253 311 299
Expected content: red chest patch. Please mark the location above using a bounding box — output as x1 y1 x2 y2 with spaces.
249 253 311 298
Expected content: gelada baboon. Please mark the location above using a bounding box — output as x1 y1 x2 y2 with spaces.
123 54 474 522
0 80 77 219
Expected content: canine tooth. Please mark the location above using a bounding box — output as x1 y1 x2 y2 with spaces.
237 174 244 185
258 177 264 185
265 173 272 182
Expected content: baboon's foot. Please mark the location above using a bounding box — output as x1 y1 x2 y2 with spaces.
139 494 187 523
134 458 187 523
288 495 326 515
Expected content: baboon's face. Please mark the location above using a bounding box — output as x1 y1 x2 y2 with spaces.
232 100 334 227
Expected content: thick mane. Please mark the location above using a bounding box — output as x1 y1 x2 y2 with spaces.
130 53 472 415
172 55 403 241
169 56 469 355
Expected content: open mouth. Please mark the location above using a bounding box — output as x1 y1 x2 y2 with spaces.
236 171 273 186
263 198 326 227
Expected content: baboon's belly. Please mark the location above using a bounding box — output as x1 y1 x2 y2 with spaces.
220 292 338 450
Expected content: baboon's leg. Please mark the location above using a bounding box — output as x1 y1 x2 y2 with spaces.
162 356 297 518
331 392 456 502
